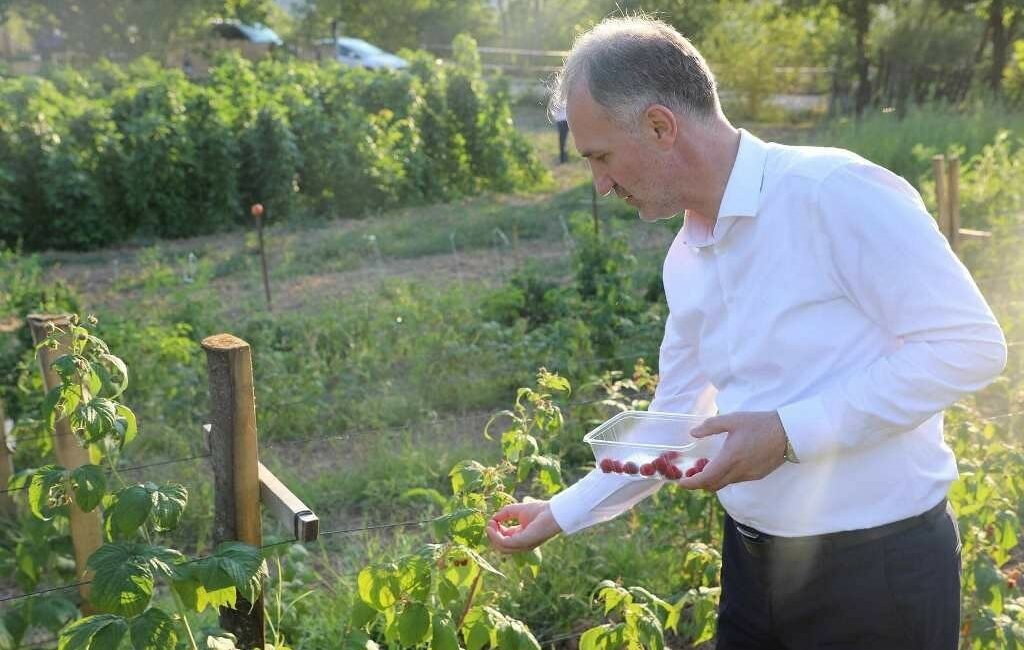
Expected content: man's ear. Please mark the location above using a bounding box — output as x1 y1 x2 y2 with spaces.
644 104 677 148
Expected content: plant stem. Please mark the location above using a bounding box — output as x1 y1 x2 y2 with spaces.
172 587 200 650
457 572 483 630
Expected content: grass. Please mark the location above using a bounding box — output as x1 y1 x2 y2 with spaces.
802 100 1024 184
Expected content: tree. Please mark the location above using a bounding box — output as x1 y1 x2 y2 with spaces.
940 0 1024 94
785 0 884 115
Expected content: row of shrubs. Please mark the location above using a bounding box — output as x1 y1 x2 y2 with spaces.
0 35 549 251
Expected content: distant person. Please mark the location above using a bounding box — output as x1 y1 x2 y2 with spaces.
554 103 569 164
486 14 1006 650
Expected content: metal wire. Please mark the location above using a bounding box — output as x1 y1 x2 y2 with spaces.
0 453 212 495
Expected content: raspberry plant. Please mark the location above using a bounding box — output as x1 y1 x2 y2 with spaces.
13 316 266 650
344 370 571 648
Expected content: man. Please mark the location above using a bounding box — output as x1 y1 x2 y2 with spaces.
485 15 1007 650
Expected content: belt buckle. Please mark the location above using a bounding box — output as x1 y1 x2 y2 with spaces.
735 523 768 543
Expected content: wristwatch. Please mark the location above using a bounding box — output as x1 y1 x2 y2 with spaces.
783 433 800 464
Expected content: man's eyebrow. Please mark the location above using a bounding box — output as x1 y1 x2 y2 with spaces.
578 150 601 159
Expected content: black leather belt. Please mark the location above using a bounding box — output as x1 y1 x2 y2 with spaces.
733 499 949 555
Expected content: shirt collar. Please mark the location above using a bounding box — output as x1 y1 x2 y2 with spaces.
681 128 769 248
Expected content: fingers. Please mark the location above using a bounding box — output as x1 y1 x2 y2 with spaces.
689 413 736 439
486 502 560 554
490 502 532 525
675 457 731 492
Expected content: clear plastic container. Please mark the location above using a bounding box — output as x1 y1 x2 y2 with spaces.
583 411 722 480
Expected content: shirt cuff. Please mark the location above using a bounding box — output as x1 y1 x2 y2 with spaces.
777 394 836 463
549 468 665 535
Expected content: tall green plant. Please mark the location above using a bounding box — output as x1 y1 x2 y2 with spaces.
13 316 266 650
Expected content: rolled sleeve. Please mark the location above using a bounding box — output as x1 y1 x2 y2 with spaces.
549 309 716 535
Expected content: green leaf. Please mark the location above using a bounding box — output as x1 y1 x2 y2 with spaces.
449 460 486 496
357 564 401 611
86 543 183 617
594 581 630 616
70 465 106 512
437 576 461 606
98 354 129 399
349 594 377 630
197 542 266 604
150 484 187 532
579 624 620 650
129 607 177 650
397 602 431 646
58 614 129 650
446 509 486 547
71 398 119 445
465 548 506 579
115 404 138 447
537 371 570 395
430 612 460 650
28 465 69 521
343 630 381 650
174 550 251 615
462 608 494 650
170 572 208 613
105 485 154 539
497 616 541 650
532 456 563 496
398 553 432 603
42 385 63 430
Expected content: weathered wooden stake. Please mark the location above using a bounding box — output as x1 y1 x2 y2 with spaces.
27 314 102 611
591 184 600 237
256 214 272 311
0 396 16 517
258 462 319 543
202 333 265 649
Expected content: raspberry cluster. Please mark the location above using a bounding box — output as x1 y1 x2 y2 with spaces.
599 451 709 480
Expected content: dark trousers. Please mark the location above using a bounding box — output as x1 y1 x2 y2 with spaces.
716 500 962 649
557 120 569 163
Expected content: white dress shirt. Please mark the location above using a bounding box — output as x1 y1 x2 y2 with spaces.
549 129 1007 538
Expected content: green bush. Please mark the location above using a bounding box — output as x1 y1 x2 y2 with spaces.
0 35 549 251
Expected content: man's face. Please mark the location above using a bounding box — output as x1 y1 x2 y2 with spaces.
567 87 680 222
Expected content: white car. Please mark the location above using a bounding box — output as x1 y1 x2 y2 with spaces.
318 37 408 71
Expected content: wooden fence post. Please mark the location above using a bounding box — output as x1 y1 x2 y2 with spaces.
202 334 265 649
27 314 103 611
0 396 16 517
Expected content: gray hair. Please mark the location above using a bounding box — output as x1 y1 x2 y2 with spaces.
549 15 720 128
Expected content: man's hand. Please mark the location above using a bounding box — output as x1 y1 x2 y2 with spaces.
486 500 562 554
675 411 788 492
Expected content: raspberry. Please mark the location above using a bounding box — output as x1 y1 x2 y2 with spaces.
660 450 681 461
623 462 639 475
695 457 709 470
639 463 656 476
664 465 683 480
599 458 615 473
653 457 669 475
612 460 624 473
685 467 698 478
